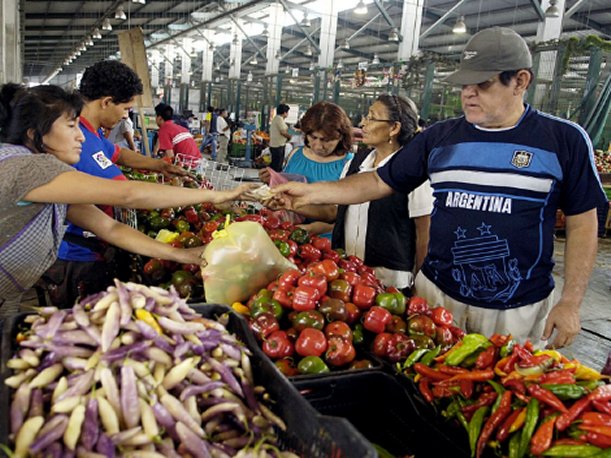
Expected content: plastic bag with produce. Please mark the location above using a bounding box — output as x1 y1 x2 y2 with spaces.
266 168 306 224
201 221 297 304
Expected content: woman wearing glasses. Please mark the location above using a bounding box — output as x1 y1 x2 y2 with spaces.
260 101 354 237
269 94 433 291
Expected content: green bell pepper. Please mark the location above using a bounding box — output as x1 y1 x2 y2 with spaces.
297 356 330 374
289 227 310 245
375 292 406 315
445 333 491 366
250 296 283 320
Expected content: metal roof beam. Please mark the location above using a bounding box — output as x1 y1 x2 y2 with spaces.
564 0 588 20
277 0 319 51
527 0 545 22
568 13 611 38
420 0 471 39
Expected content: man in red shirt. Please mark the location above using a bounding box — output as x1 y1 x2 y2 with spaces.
154 103 201 166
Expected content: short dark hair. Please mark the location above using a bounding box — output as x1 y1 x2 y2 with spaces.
499 68 534 88
277 104 290 115
300 101 353 156
0 83 82 154
376 94 420 145
154 103 173 121
79 60 143 104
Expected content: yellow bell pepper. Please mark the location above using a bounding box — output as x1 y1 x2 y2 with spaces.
574 363 603 381
155 229 179 244
135 309 162 334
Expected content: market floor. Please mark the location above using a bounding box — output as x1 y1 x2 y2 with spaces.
553 235 611 371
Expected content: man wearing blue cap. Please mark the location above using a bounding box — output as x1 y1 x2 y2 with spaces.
273 27 607 349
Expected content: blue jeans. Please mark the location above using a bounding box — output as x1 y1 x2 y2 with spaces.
201 133 218 160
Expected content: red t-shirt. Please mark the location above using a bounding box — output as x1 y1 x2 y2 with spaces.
158 120 200 164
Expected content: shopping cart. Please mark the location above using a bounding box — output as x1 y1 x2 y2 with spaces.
174 153 245 191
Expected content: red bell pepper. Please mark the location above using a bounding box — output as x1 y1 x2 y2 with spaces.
372 332 393 358
352 283 377 310
347 255 364 267
275 358 299 377
273 286 294 309
338 259 358 273
527 384 568 413
318 297 348 322
297 273 327 298
530 415 557 456
262 330 294 359
359 271 382 290
268 228 291 242
325 336 356 367
299 243 322 263
430 306 453 327
295 328 327 357
340 271 361 286
287 240 299 257
386 315 407 334
362 306 392 334
278 269 301 288
324 321 353 340
322 249 340 263
343 302 360 325
291 310 325 332
385 333 416 363
307 259 340 282
292 285 319 312
311 236 332 253
328 279 353 303
249 312 280 341
407 296 430 316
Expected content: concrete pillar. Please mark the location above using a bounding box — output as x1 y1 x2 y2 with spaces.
201 30 214 83
533 0 566 107
317 2 340 69
149 50 160 89
398 0 424 60
266 3 283 76
0 0 22 84
229 20 243 80
164 44 175 86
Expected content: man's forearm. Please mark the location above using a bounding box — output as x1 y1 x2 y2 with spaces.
308 171 393 206
560 209 598 307
117 147 163 171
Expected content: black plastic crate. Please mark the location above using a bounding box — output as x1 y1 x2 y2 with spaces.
293 370 470 458
0 303 375 457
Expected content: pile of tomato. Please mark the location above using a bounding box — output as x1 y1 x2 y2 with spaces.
400 333 610 457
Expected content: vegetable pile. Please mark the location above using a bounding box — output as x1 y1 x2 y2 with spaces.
5 280 296 458
400 333 610 457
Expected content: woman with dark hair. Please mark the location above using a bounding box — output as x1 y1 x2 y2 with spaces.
269 95 433 290
0 83 253 312
260 101 353 236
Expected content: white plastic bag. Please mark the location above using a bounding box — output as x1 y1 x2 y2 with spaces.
201 221 296 304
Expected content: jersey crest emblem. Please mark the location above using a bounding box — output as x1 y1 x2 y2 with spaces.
92 151 113 169
511 150 532 169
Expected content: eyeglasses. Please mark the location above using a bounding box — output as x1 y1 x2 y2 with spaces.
362 114 394 123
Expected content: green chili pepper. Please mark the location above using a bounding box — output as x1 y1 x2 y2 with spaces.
488 380 506 413
461 350 482 368
541 444 602 457
500 339 516 358
508 432 521 458
542 383 588 401
468 406 489 458
403 348 429 369
591 449 611 458
456 411 469 432
576 380 605 391
352 324 365 346
420 345 442 366
518 398 539 458
445 333 491 366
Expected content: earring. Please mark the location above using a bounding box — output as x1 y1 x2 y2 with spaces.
388 137 393 144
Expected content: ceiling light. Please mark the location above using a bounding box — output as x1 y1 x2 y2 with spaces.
232 33 239 45
262 25 269 37
309 61 315 71
132 0 145 4
209 42 215 51
102 19 112 31
452 16 467 34
388 28 400 42
304 44 313 57
275 49 282 60
301 11 311 28
79 43 87 51
251 55 258 65
92 28 102 39
337 59 344 69
545 0 561 18
354 0 368 15
115 6 127 21
371 53 380 65
247 71 253 82
86 37 94 46
284 65 290 74
341 39 350 50
215 63 221 71
75 50 81 56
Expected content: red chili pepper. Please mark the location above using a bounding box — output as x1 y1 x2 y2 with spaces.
584 431 611 448
362 306 392 334
556 396 592 431
437 369 495 385
530 415 557 456
589 385 611 402
292 285 319 311
502 378 527 394
524 340 535 352
476 390 512 458
553 438 588 446
581 412 611 427
475 346 497 370
413 363 451 381
593 400 611 416
351 283 377 310
438 365 470 375
432 385 456 399
459 380 474 399
537 369 576 385
461 392 498 417
489 333 511 348
419 378 434 403
527 384 568 413
496 408 523 442
579 424 611 437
